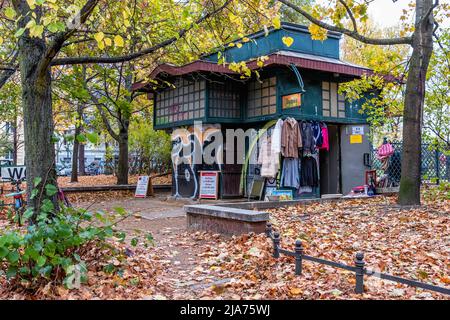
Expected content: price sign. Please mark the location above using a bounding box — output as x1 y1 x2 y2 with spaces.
199 171 219 200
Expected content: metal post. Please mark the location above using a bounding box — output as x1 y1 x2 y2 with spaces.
266 222 272 237
294 240 303 276
435 150 440 184
355 252 365 294
273 232 280 258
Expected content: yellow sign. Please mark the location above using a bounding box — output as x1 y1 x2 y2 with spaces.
282 93 301 109
350 134 363 144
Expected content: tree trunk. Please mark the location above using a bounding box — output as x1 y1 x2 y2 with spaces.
446 146 450 180
70 125 81 183
117 132 129 185
398 0 434 206
71 103 84 182
79 143 85 175
12 113 18 165
104 140 111 174
18 39 57 213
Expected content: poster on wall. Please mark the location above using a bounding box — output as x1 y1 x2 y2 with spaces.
282 93 302 109
135 176 151 198
270 189 294 201
352 126 364 135
199 171 219 199
350 134 363 144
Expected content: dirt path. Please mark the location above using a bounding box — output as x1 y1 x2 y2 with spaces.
74 195 230 299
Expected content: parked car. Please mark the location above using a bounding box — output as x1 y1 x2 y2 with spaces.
56 164 72 176
0 159 12 167
85 161 103 175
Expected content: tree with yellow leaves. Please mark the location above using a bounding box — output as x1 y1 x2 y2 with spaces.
0 0 278 216
278 0 449 206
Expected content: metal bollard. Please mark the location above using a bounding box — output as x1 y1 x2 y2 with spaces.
294 240 303 276
266 222 273 237
355 252 365 294
272 232 280 258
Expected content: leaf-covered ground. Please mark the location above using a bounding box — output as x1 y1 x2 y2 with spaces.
0 194 449 300
175 196 449 300
57 174 172 187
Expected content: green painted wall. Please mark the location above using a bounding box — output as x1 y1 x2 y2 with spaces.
153 68 369 130
204 23 341 64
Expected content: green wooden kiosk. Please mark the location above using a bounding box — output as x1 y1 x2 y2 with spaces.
134 22 376 200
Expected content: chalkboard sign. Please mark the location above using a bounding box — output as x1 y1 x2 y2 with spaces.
248 177 265 201
135 176 150 198
199 171 219 200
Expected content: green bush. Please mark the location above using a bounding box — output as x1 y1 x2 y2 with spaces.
0 182 150 290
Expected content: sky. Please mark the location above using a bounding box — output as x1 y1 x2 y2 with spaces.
366 0 410 27
316 0 450 28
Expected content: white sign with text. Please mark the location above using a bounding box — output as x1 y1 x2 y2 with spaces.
199 171 219 200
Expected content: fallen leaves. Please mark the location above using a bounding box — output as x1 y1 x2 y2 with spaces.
0 239 165 300
155 196 449 300
57 174 171 188
289 287 303 296
0 193 448 300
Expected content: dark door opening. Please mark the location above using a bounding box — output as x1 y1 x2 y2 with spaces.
319 124 341 195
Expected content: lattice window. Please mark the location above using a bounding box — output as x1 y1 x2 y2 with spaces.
247 77 277 118
322 81 346 118
209 82 241 119
155 79 206 126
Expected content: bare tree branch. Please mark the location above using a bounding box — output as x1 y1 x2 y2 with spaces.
278 0 413 45
338 0 358 33
0 52 18 89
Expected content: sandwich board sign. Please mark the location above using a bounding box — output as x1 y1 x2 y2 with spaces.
135 176 151 198
0 166 26 182
199 171 219 200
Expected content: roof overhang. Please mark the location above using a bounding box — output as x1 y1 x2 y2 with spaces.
132 51 397 92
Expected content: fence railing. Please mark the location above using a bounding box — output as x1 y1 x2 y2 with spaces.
371 142 450 185
266 223 450 296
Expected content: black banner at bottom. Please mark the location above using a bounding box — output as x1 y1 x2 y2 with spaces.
0 299 444 319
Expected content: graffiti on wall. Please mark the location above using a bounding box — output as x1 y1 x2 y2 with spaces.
171 124 222 199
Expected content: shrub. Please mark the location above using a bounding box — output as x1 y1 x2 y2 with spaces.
0 181 150 290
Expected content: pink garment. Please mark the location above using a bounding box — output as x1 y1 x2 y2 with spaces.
320 125 329 151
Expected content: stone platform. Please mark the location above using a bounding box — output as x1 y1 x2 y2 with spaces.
184 204 269 236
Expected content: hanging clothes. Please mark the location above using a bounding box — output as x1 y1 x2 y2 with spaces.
301 122 316 154
298 156 312 194
249 128 259 165
312 152 320 180
300 156 319 187
312 122 323 148
281 158 300 189
258 134 279 178
281 117 302 158
271 119 284 155
319 123 329 151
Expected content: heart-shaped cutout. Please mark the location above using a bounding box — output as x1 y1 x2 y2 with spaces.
282 36 294 48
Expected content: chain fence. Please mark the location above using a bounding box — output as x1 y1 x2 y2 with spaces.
371 142 450 186
266 223 450 296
